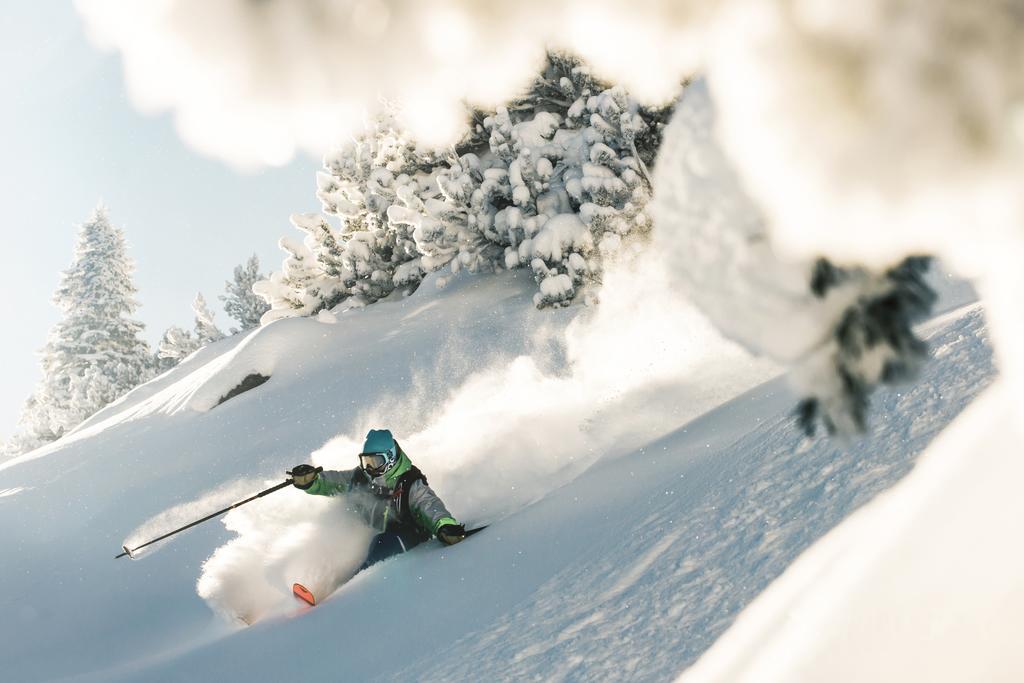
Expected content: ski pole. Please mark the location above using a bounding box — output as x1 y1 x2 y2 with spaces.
115 467 322 559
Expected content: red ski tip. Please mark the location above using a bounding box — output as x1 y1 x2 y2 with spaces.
293 583 316 606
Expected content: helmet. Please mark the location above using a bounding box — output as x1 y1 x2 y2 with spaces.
359 429 399 477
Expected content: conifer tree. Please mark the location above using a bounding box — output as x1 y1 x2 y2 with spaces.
155 325 201 370
411 52 671 307
220 254 270 332
192 292 225 344
5 206 152 454
253 234 340 323
258 52 673 319
314 110 444 300
153 292 226 373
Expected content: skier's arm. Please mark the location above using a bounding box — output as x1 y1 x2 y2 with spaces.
292 466 358 496
407 480 460 537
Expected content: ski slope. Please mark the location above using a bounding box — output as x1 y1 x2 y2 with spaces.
0 261 991 682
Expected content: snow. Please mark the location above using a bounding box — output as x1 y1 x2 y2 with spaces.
652 79 849 365
530 214 592 263
422 305 991 683
73 1 701 166
315 309 336 324
681 312 1024 683
706 1 1024 273
45 3 1022 680
643 9 1024 673
0 236 992 681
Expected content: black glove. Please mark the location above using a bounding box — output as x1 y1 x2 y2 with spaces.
437 524 466 545
288 464 321 490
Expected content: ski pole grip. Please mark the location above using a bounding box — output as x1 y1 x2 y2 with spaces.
285 466 323 476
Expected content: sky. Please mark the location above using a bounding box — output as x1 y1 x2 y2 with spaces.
0 3 322 439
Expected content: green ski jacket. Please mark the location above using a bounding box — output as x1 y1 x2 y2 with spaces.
303 449 458 538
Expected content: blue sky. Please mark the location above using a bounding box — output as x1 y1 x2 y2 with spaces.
0 3 322 438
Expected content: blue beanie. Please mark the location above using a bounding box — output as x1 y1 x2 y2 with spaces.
362 429 395 453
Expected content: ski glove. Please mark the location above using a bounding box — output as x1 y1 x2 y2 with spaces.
289 464 320 490
437 524 466 545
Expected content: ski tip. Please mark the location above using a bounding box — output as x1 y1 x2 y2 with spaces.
292 583 316 607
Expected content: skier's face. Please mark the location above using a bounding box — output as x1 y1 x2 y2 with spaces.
359 447 394 477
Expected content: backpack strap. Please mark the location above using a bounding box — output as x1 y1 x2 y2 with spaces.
392 465 427 532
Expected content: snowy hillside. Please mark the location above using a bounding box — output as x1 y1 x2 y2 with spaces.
0 256 990 681
6 4 1009 681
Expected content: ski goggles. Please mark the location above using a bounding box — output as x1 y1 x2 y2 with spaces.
359 448 395 476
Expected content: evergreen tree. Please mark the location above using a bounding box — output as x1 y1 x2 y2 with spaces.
409 52 671 307
220 254 270 332
256 110 448 321
192 292 225 344
155 325 201 369
5 206 152 454
253 233 340 323
3 396 56 456
795 256 937 436
315 108 445 300
153 292 226 373
258 52 674 319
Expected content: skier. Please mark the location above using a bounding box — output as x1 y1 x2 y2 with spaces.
289 429 466 570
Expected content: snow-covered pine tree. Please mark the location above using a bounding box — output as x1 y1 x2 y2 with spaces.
253 230 343 323
3 396 56 456
4 206 152 454
155 325 201 371
192 293 225 344
315 109 445 300
153 293 225 373
258 111 448 321
220 254 270 332
404 52 673 307
286 213 350 306
794 256 938 435
261 53 674 320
